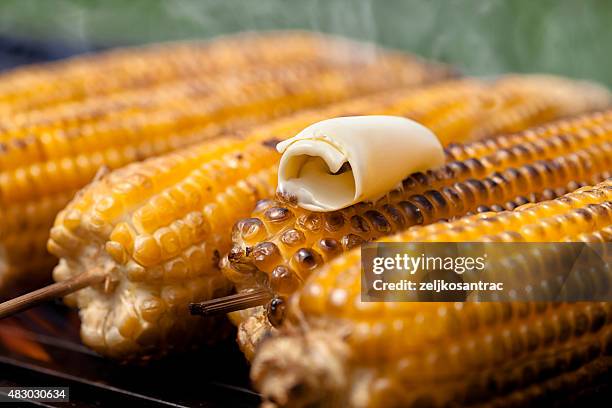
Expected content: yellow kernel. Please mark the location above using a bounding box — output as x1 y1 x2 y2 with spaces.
133 235 162 267
49 226 81 250
94 196 122 221
105 241 128 264
63 209 82 230
139 297 165 323
163 258 189 282
155 227 182 258
118 314 140 339
126 263 146 282
110 222 135 253
185 245 209 276
133 205 160 233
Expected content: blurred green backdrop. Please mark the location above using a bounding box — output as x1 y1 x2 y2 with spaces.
0 0 610 86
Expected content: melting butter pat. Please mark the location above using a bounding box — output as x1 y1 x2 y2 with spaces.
276 115 444 212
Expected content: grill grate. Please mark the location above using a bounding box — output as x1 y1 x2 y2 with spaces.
0 305 257 407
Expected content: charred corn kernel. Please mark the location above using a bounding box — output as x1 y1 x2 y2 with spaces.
48 76 610 358
47 84 457 358
252 180 612 408
1 33 452 295
402 179 612 243
227 115 611 290
226 111 612 358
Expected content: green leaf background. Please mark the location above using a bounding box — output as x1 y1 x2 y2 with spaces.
0 0 609 86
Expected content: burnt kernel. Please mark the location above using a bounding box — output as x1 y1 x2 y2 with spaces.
490 171 509 189
350 215 370 233
508 331 525 357
276 190 298 206
280 228 306 247
544 160 561 178
506 167 527 189
465 179 488 200
409 195 435 219
264 206 293 223
252 242 281 265
402 176 418 190
425 169 441 183
464 158 485 175
353 202 370 212
411 172 429 186
398 201 424 226
296 213 323 232
441 187 463 213
324 212 345 232
525 328 539 352
434 164 455 180
447 161 470 178
364 210 391 234
540 189 556 201
526 192 539 202
510 144 531 159
13 139 27 149
574 207 593 223
267 296 287 328
424 190 448 212
514 196 530 206
504 201 519 210
589 305 607 332
566 180 582 191
342 234 365 250
521 164 542 187
453 182 475 204
482 178 503 202
228 245 245 262
243 180 259 197
293 248 323 271
445 142 463 155
318 238 341 255
270 265 300 295
382 204 405 229
557 314 572 342
262 138 282 149
573 310 589 337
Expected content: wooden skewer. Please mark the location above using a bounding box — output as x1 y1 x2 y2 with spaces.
0 271 104 319
189 288 272 316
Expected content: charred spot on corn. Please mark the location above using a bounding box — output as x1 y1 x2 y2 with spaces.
262 138 283 149
224 110 612 352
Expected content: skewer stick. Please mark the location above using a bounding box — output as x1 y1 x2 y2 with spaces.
189 288 272 316
0 271 104 319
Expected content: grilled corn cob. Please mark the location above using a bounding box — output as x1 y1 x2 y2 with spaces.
47 83 474 359
0 31 436 114
252 180 612 407
47 77 609 359
0 33 453 293
225 110 612 359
